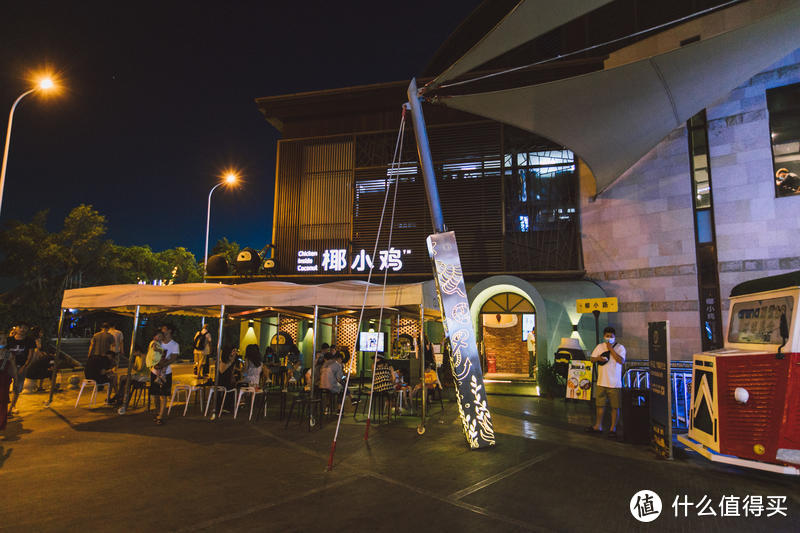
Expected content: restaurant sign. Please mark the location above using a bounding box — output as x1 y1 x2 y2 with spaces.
296 247 411 273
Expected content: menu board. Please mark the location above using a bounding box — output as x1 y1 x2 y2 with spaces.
649 321 672 459
566 361 593 401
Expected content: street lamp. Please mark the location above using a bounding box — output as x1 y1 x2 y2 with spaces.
0 75 58 215
204 170 240 280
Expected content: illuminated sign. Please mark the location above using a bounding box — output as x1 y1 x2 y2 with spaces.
296 247 411 273
296 250 319 272
427 231 495 449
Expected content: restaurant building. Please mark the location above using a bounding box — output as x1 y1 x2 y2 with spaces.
251 0 800 385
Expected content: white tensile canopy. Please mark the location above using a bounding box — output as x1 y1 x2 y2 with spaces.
61 280 438 317
433 2 800 195
427 0 612 90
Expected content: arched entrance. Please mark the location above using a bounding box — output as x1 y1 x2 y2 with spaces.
479 292 536 378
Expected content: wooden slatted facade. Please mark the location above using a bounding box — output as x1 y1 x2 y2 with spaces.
261 82 582 280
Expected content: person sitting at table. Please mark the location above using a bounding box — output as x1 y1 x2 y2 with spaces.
320 351 344 395
371 354 395 417
392 366 410 410
113 345 150 406
214 346 239 413
411 362 439 399
240 344 268 388
85 350 118 403
263 346 283 386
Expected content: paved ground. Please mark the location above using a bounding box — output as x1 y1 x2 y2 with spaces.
2 367 799 532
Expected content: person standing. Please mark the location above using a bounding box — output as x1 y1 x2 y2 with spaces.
1 332 18 430
88 323 115 364
192 324 212 378
526 327 536 376
108 323 124 366
151 324 180 425
7 323 35 416
587 326 626 438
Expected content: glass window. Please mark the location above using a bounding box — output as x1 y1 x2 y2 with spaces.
767 82 800 197
728 296 793 344
519 215 529 232
695 210 712 243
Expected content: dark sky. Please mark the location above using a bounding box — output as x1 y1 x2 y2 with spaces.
0 1 481 258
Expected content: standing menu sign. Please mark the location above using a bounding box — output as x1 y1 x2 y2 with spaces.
565 361 593 401
648 321 672 459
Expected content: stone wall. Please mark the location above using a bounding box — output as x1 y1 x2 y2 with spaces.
706 50 800 320
581 49 800 360
581 128 699 360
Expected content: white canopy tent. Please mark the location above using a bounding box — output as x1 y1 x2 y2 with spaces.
50 280 439 419
60 280 436 316
432 1 800 194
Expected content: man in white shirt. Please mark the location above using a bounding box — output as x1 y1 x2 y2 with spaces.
151 323 180 425
587 326 626 438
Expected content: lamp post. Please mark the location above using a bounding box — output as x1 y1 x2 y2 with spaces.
0 76 56 215
203 171 238 280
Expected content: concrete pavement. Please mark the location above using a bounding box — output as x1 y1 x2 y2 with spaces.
2 372 799 532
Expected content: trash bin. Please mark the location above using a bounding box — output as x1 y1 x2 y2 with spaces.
622 388 650 444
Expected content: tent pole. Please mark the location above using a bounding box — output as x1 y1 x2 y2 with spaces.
45 308 66 407
118 305 140 414
419 303 426 433
309 305 319 429
215 305 225 387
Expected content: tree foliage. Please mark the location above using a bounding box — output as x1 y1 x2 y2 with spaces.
0 205 203 335
210 236 240 266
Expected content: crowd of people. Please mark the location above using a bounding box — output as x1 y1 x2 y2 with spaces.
1 319 446 430
1 322 67 429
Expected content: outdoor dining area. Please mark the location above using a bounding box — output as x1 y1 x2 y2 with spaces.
50 280 446 435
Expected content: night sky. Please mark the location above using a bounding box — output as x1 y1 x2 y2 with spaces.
0 1 481 257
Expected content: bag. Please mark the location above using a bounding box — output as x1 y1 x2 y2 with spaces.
193 331 207 351
597 343 618 366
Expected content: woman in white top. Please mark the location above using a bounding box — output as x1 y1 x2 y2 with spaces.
241 344 268 387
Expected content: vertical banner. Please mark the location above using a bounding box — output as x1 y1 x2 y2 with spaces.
648 321 672 459
427 231 495 448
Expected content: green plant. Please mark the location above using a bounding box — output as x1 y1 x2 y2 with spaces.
538 360 566 397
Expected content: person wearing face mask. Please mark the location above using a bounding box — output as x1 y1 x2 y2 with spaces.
587 326 626 438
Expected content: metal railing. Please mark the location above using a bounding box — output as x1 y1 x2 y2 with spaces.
621 360 693 432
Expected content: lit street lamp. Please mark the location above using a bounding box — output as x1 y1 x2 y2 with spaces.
0 75 58 215
204 171 239 280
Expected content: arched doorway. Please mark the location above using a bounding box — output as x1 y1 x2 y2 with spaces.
479 292 536 378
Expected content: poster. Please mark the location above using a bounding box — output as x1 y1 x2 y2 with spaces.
648 321 672 459
565 360 593 401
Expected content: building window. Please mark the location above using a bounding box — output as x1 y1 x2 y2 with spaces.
502 128 579 271
688 110 722 351
767 82 800 197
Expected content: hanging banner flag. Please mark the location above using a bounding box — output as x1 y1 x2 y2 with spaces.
427 231 495 449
